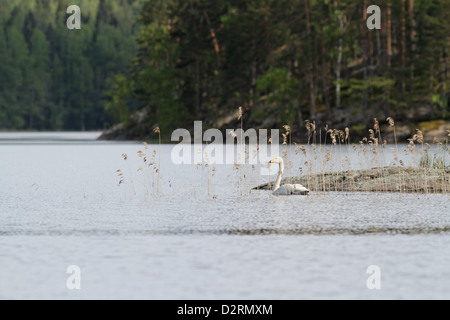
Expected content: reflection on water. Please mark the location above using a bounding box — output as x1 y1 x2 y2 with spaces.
0 133 449 299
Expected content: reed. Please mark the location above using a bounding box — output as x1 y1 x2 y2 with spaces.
256 117 450 194
123 153 136 197
153 126 162 195
116 115 449 199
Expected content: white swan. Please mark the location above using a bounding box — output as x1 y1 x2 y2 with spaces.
268 157 309 195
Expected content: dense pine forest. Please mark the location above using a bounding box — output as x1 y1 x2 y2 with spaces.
0 0 449 139
0 0 142 131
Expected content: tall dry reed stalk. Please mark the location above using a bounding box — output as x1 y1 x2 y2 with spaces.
153 126 162 195
117 114 449 199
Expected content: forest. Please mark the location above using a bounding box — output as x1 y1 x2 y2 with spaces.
0 0 449 140
0 0 142 131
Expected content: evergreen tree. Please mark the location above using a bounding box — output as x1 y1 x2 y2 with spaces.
0 0 448 135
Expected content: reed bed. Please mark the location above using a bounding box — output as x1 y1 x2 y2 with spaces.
116 112 450 199
116 127 163 200
254 118 450 194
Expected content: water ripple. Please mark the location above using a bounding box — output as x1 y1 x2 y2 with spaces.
2 226 450 236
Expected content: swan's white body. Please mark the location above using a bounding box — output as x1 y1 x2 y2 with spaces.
269 157 309 195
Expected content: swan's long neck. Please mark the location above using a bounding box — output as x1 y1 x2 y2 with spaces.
274 159 284 190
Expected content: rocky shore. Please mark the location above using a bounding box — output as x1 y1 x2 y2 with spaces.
253 167 450 193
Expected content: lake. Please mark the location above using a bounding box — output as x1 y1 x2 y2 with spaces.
0 132 449 299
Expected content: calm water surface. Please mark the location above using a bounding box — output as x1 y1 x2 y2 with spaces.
0 132 449 299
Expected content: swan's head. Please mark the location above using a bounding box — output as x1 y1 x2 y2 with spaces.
267 157 283 164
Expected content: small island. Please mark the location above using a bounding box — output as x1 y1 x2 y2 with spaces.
253 166 450 193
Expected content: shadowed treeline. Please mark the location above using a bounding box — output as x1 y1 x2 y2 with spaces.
0 0 142 131
104 0 449 141
0 0 448 139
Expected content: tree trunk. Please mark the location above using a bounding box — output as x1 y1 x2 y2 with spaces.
443 49 448 119
360 0 369 111
304 0 316 119
250 61 256 107
195 58 200 115
336 31 343 109
202 9 221 68
308 71 316 119
409 0 416 99
401 0 406 94
321 35 331 118
376 29 381 67
334 0 344 110
387 0 392 68
296 99 303 126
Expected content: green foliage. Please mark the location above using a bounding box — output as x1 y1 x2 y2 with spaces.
1 0 449 134
420 152 449 170
0 0 142 130
256 67 299 124
256 68 299 103
111 0 448 137
105 74 134 125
